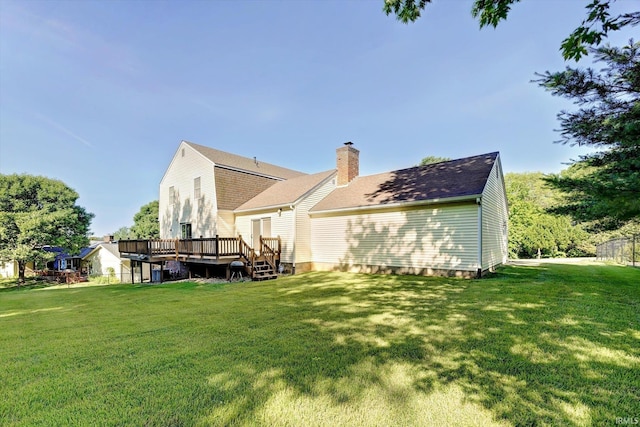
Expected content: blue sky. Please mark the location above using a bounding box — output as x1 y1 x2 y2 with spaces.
0 0 636 236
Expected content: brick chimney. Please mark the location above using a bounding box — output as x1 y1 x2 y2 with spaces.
336 142 359 186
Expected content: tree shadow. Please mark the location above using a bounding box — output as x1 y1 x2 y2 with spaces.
194 265 639 425
363 154 495 205
160 189 217 238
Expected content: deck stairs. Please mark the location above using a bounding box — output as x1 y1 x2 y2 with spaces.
251 256 278 281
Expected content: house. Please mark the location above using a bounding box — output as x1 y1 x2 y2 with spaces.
159 141 305 239
309 149 508 276
124 140 507 278
80 240 138 282
0 260 19 278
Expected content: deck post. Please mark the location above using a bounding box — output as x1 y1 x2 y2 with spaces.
131 261 135 284
215 234 219 261
175 238 179 259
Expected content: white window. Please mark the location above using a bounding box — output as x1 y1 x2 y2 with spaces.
169 186 176 205
194 177 201 199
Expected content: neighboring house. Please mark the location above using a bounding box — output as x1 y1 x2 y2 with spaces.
80 240 153 282
150 140 508 277
0 260 18 278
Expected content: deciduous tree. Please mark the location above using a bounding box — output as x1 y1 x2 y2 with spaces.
419 156 451 166
0 174 93 284
505 172 591 258
112 201 159 240
383 0 639 60
130 200 160 239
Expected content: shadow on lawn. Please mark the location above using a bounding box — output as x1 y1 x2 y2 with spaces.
198 264 640 426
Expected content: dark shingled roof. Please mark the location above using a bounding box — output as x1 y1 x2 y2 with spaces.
184 141 306 180
310 152 499 213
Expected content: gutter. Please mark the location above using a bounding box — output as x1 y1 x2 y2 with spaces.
309 194 481 216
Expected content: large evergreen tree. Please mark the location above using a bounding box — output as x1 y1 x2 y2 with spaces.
539 41 639 230
0 174 94 284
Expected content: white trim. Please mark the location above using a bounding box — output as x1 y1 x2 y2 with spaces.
309 194 481 216
213 164 289 181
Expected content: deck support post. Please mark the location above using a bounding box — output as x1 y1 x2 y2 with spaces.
131 261 135 284
215 235 219 261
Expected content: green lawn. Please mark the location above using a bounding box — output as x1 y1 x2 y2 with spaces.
1 263 639 426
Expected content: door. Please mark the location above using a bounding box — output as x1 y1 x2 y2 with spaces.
251 218 272 253
252 219 261 252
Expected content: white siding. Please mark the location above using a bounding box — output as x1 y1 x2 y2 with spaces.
0 260 17 278
295 178 336 264
159 142 217 239
481 159 509 270
235 210 295 262
87 247 129 280
311 203 479 272
217 210 235 237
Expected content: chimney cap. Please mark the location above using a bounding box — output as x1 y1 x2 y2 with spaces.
344 141 353 146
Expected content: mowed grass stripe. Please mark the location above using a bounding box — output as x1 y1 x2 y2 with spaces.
1 264 638 426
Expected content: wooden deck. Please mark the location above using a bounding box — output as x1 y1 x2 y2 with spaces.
118 235 281 280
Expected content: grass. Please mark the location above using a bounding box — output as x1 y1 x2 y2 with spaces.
1 263 639 426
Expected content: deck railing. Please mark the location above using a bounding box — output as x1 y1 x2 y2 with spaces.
118 236 280 263
260 236 278 271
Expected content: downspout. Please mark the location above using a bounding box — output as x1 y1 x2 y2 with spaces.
477 197 483 278
291 205 296 274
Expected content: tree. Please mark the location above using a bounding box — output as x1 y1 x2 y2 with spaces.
0 174 94 284
505 172 591 258
113 226 134 241
113 201 159 240
383 0 640 60
130 200 160 239
539 41 639 230
419 156 451 165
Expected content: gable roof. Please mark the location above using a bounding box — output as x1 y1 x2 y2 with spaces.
80 242 122 260
184 141 306 180
235 169 336 213
310 152 499 213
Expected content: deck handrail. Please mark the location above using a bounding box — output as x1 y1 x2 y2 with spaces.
118 235 281 274
259 236 278 271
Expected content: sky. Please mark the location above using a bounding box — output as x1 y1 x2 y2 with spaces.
0 0 637 237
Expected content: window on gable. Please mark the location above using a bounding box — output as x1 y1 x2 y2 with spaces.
169 186 176 205
194 177 201 199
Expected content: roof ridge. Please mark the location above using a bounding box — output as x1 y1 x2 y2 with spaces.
183 141 306 179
